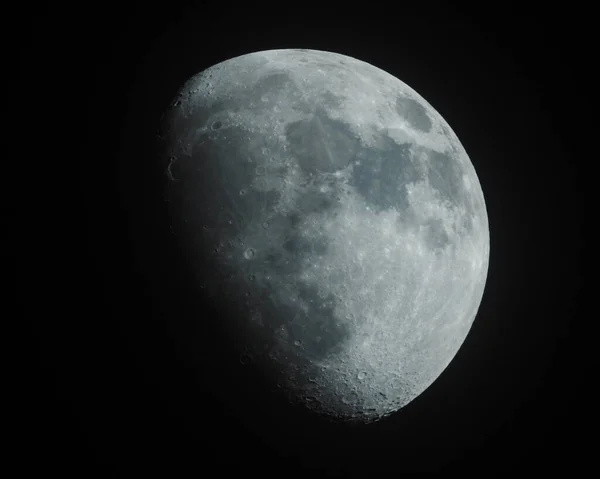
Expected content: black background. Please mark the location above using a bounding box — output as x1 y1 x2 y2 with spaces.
20 3 587 476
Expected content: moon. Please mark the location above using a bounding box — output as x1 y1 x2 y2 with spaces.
161 49 489 423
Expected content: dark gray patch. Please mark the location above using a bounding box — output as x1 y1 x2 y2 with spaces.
251 72 298 110
170 124 285 241
266 190 334 265
349 134 423 213
253 72 291 93
320 90 344 110
426 150 463 206
281 218 329 257
312 61 341 71
292 102 314 114
426 149 475 233
421 218 450 250
285 110 360 174
282 234 329 256
294 189 336 214
237 233 350 363
395 96 432 132
286 287 348 359
167 127 352 367
346 133 475 236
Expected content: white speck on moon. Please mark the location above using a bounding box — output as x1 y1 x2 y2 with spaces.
164 49 490 422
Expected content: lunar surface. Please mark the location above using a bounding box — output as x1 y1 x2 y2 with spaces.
160 49 489 422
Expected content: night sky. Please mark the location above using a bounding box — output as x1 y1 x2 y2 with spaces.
20 4 587 476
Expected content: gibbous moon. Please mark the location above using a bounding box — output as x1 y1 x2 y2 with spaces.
161 49 489 423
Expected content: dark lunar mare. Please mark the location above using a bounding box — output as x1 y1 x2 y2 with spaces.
284 107 474 251
163 107 359 412
395 96 433 132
